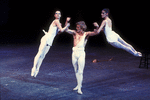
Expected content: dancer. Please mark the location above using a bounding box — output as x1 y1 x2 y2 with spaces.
94 8 142 57
65 18 98 94
31 11 70 77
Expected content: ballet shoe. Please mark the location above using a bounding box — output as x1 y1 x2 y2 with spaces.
73 86 79 91
31 73 36 78
134 51 142 57
31 73 34 77
31 67 39 78
31 67 35 77
137 52 142 57
77 88 83 95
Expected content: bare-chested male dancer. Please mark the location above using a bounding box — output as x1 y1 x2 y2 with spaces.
65 18 98 94
31 11 70 77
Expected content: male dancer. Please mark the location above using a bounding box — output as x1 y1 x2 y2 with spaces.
31 11 70 77
65 18 98 94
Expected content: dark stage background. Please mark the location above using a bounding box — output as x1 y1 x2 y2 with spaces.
0 0 149 50
1 1 150 99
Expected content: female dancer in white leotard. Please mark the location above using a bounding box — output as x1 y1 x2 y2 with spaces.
31 11 70 77
94 8 142 57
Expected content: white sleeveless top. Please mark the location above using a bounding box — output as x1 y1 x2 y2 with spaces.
75 32 87 48
45 21 58 46
104 20 119 43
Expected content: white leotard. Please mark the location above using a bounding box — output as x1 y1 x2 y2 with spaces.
72 32 87 52
45 21 58 46
75 32 87 48
104 20 120 43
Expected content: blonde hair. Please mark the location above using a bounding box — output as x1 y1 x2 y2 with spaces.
76 21 87 31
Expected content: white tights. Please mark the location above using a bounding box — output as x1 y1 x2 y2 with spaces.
72 47 85 94
109 37 142 57
31 36 51 77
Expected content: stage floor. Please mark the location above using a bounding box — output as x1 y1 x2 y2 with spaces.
1 44 150 100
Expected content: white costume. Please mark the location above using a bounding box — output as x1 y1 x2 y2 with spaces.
104 20 142 57
72 33 87 94
31 21 58 77
45 23 59 46
104 20 119 43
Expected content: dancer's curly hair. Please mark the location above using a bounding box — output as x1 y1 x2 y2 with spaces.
76 21 87 31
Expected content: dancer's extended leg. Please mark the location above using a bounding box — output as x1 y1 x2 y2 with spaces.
118 37 142 56
118 37 135 52
72 52 78 73
72 52 79 90
72 51 85 94
110 37 141 57
76 52 85 94
110 41 135 55
31 36 50 77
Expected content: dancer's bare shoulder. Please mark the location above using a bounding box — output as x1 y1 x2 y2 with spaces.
53 19 61 26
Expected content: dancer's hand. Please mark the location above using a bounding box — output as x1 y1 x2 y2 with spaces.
93 22 99 28
66 17 71 22
65 17 71 27
94 29 98 33
66 23 70 27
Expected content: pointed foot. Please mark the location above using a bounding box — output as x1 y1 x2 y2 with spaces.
134 51 142 57
73 86 78 91
77 89 83 95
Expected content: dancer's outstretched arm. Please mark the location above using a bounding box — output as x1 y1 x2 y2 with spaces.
66 29 76 35
65 17 71 26
55 19 70 32
43 20 70 34
65 17 76 35
94 21 106 33
86 29 98 36
85 23 99 36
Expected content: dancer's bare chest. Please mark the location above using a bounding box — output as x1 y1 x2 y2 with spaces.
74 34 84 47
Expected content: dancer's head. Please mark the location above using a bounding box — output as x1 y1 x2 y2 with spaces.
76 21 87 33
54 10 61 19
101 8 110 18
